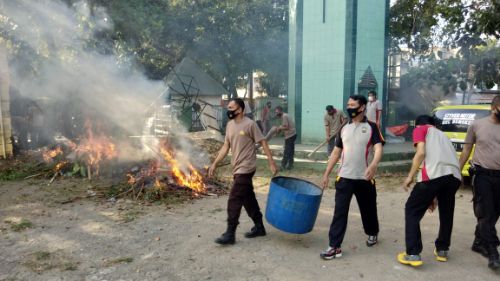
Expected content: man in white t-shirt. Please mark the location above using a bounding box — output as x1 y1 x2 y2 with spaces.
397 115 461 267
366 91 382 127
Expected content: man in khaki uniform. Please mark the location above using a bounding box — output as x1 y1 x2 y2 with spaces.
324 105 346 156
459 95 500 270
275 106 296 171
209 98 278 245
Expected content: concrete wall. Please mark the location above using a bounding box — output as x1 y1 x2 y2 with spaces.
300 0 347 143
289 0 388 143
354 0 387 100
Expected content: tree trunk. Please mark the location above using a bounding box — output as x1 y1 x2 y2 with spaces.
248 71 254 109
0 43 13 158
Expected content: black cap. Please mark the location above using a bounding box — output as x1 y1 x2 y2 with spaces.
325 105 334 111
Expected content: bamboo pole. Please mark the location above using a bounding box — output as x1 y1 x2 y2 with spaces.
0 43 8 158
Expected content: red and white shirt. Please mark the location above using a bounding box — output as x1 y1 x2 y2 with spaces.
413 125 461 182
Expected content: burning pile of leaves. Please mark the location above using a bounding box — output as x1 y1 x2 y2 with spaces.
41 121 119 184
13 122 228 202
117 139 227 201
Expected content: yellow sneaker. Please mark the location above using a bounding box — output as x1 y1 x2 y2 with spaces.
397 252 423 267
434 249 448 262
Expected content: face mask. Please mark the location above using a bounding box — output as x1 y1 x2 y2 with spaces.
346 106 362 119
368 96 374 102
226 108 239 120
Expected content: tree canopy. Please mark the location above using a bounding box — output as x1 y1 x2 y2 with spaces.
390 0 499 101
1 0 289 97
390 0 499 55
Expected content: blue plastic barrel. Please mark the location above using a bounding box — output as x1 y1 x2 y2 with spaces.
265 176 323 234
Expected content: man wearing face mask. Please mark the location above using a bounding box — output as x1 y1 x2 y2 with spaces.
459 95 500 270
275 106 296 171
320 95 384 260
366 90 382 127
209 98 278 245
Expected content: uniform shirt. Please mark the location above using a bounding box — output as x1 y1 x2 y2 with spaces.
366 100 382 123
281 113 297 139
335 117 385 179
324 110 346 137
413 125 461 182
464 117 500 170
261 106 270 121
225 117 265 174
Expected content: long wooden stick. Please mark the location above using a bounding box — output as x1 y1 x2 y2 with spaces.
24 172 46 179
87 165 92 180
307 139 329 158
48 171 60 185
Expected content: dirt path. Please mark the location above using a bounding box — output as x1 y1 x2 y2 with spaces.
0 174 499 281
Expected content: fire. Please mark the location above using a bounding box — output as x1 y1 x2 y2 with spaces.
127 173 136 185
39 118 206 196
43 146 63 163
158 140 206 193
55 161 68 172
72 120 118 175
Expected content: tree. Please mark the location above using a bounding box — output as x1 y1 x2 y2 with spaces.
2 0 289 98
391 0 499 111
80 0 289 96
390 0 499 55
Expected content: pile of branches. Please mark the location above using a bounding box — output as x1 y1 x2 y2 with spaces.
112 160 228 202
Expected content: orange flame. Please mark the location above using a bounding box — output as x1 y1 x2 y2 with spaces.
127 173 136 185
43 146 63 163
158 141 206 193
55 161 68 172
73 120 118 175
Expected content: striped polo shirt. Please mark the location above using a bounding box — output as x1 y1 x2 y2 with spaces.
335 117 385 180
413 125 461 182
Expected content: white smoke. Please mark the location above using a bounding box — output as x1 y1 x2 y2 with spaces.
1 0 164 138
1 0 211 167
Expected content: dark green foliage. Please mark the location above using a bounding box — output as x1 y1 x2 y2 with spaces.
1 0 289 97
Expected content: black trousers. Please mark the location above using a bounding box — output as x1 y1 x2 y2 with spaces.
227 171 262 227
405 174 461 255
327 136 335 156
473 168 500 248
282 134 296 169
328 178 379 248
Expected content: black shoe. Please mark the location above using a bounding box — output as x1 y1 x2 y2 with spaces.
487 246 500 270
215 231 235 245
489 258 500 270
366 235 378 247
471 239 489 258
245 226 266 238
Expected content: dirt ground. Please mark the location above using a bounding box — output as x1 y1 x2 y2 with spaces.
0 168 499 281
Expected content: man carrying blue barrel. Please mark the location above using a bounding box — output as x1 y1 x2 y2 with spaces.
209 98 278 245
320 95 384 259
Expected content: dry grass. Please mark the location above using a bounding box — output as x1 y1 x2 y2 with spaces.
22 250 79 273
10 219 33 232
103 257 134 267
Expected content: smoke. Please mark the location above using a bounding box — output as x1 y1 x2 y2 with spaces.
2 0 166 135
0 0 179 162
